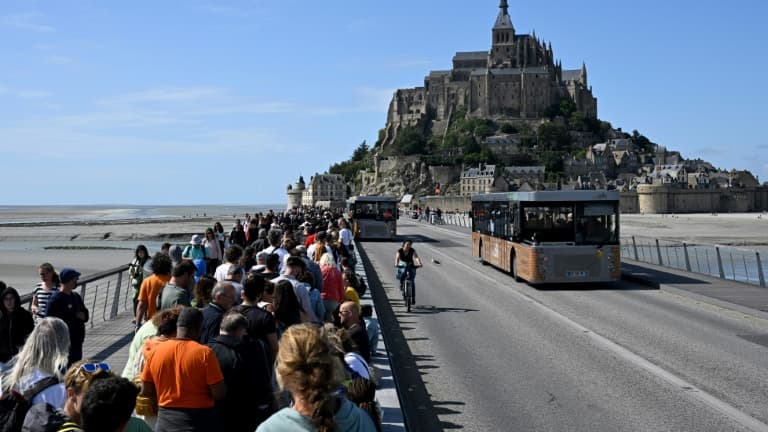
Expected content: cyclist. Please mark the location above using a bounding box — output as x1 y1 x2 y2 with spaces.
394 240 423 301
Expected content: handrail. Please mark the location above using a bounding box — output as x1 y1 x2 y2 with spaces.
621 235 766 288
20 263 134 328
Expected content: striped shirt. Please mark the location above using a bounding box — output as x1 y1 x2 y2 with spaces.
33 284 59 318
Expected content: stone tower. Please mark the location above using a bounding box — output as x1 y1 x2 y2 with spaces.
286 175 305 209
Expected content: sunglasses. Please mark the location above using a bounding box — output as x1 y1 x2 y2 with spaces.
79 362 111 373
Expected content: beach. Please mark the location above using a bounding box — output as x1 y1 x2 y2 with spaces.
0 205 279 295
2 208 767 296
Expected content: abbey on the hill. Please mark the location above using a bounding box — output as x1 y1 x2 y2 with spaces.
383 1 597 145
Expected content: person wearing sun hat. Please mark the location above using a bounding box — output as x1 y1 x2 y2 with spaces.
182 234 208 261
46 268 89 366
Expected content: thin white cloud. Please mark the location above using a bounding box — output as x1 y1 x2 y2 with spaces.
0 85 51 99
1 12 55 32
102 86 226 105
47 55 73 65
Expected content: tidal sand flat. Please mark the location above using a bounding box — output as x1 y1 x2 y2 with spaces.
0 207 255 293
621 213 768 246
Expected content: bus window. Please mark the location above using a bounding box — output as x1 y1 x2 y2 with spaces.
575 203 618 244
520 205 575 243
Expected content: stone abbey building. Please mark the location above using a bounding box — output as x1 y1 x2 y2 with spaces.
382 0 597 147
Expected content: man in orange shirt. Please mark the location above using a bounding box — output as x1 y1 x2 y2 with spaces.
140 307 226 432
134 253 173 328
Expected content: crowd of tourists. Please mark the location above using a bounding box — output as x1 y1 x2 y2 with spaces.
0 208 383 432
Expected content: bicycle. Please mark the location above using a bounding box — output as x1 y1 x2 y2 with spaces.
396 263 421 312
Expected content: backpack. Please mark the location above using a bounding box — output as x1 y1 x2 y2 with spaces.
0 376 60 432
354 274 367 298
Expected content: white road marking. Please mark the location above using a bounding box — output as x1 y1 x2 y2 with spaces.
418 240 768 432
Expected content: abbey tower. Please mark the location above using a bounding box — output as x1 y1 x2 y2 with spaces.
381 0 597 148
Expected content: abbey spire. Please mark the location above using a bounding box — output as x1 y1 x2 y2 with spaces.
493 0 515 45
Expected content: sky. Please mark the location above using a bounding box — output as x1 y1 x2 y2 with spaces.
1 0 766 205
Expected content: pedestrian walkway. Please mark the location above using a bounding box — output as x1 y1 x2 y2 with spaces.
622 259 768 316
81 240 405 431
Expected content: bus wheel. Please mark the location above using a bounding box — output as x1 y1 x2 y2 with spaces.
511 253 521 282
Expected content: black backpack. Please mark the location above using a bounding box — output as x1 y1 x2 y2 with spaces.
354 274 367 298
0 376 60 432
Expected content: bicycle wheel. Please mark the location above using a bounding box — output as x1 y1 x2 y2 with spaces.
405 279 412 312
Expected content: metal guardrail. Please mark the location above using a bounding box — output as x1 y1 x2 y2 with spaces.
20 264 133 328
621 236 766 287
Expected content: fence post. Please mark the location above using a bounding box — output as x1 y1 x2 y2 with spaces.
715 246 726 279
756 252 766 287
683 243 692 272
110 271 123 320
655 239 663 265
632 236 639 260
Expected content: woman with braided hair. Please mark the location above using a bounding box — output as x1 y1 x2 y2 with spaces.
257 323 376 432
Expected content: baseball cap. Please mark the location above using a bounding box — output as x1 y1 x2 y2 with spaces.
190 234 203 245
59 268 81 283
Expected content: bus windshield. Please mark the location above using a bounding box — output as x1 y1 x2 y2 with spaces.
351 201 396 221
520 202 618 245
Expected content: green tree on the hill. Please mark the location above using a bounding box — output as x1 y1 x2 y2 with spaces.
393 126 427 155
351 141 369 161
631 130 656 153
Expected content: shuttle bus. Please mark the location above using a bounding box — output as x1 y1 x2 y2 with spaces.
347 195 399 240
471 190 621 283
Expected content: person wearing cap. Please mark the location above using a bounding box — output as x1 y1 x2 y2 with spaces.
182 235 208 261
46 268 89 365
140 307 225 432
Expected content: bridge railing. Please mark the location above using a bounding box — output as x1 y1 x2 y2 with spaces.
621 236 766 287
20 264 133 329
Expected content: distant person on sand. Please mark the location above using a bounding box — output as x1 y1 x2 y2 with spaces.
46 268 89 365
32 262 60 320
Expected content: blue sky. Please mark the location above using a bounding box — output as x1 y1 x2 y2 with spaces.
1 0 766 205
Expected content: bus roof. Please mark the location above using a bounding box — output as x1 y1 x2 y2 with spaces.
470 190 620 203
347 195 400 204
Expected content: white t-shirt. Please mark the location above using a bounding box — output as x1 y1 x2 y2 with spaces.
339 228 353 246
0 369 66 408
214 262 233 282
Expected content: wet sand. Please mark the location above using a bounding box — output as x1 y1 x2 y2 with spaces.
621 213 768 246
0 216 235 295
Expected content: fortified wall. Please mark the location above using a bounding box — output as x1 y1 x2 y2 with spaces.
635 184 768 213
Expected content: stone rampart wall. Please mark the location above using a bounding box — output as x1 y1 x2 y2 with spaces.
422 195 471 212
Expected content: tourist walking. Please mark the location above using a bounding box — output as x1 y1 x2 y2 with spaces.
45 268 89 365
135 253 173 326
204 228 222 274
129 245 151 316
0 317 69 410
256 324 376 432
31 262 60 320
0 285 35 366
139 307 225 432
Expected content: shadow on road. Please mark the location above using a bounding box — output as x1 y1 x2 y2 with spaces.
357 243 447 432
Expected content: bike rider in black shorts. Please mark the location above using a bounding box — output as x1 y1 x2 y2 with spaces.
394 240 423 295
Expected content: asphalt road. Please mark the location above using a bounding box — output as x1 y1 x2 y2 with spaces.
359 219 768 432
